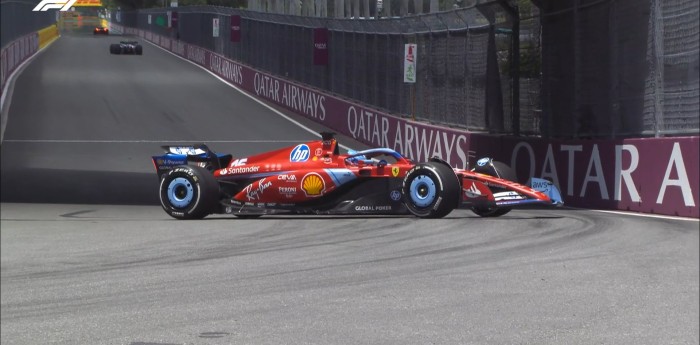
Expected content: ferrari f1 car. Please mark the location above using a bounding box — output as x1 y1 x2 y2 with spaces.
152 133 563 219
109 41 142 55
94 27 109 35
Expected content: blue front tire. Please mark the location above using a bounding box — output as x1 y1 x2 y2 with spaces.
402 162 460 218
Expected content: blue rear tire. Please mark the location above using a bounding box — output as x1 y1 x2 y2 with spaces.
159 165 219 219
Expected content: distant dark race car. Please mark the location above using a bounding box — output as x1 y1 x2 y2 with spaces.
152 133 564 220
109 41 142 55
93 27 109 35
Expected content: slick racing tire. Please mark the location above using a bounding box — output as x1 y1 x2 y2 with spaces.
402 162 460 218
109 44 120 54
471 159 515 217
159 165 219 220
135 45 143 55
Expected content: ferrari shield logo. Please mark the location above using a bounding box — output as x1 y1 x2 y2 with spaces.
391 167 400 177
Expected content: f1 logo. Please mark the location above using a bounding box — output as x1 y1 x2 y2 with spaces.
33 0 77 11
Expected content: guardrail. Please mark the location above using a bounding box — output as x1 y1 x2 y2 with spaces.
1 33 39 102
111 22 699 218
1 23 59 144
37 24 60 49
1 23 59 101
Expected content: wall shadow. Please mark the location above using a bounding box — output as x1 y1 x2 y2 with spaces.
1 168 159 205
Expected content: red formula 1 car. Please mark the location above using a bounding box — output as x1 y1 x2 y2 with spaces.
94 27 109 35
152 133 563 219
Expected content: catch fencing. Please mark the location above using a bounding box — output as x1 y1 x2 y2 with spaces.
537 0 699 138
118 3 517 135
116 0 699 138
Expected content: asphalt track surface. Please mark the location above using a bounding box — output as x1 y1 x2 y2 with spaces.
1 33 699 345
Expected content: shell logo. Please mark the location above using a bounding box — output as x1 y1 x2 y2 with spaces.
301 172 325 197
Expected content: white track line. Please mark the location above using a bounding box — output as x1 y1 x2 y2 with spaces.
140 36 352 151
587 208 698 222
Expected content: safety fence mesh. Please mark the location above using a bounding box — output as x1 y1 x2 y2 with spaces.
117 3 515 134
115 0 698 138
539 0 698 137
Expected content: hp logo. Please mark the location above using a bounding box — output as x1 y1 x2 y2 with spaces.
290 144 310 162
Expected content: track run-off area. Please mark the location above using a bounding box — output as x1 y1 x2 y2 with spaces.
1 33 698 345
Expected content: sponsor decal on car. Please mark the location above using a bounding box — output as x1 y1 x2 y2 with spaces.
230 158 247 167
493 191 524 201
390 190 402 201
279 187 297 196
290 144 310 162
278 174 297 182
497 200 526 206
245 178 272 201
158 158 186 166
301 172 325 197
531 180 551 192
227 166 260 174
391 166 400 177
315 148 323 157
354 205 392 211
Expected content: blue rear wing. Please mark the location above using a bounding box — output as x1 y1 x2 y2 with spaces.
153 144 231 178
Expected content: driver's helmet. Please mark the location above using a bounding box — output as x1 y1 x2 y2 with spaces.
347 149 369 165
